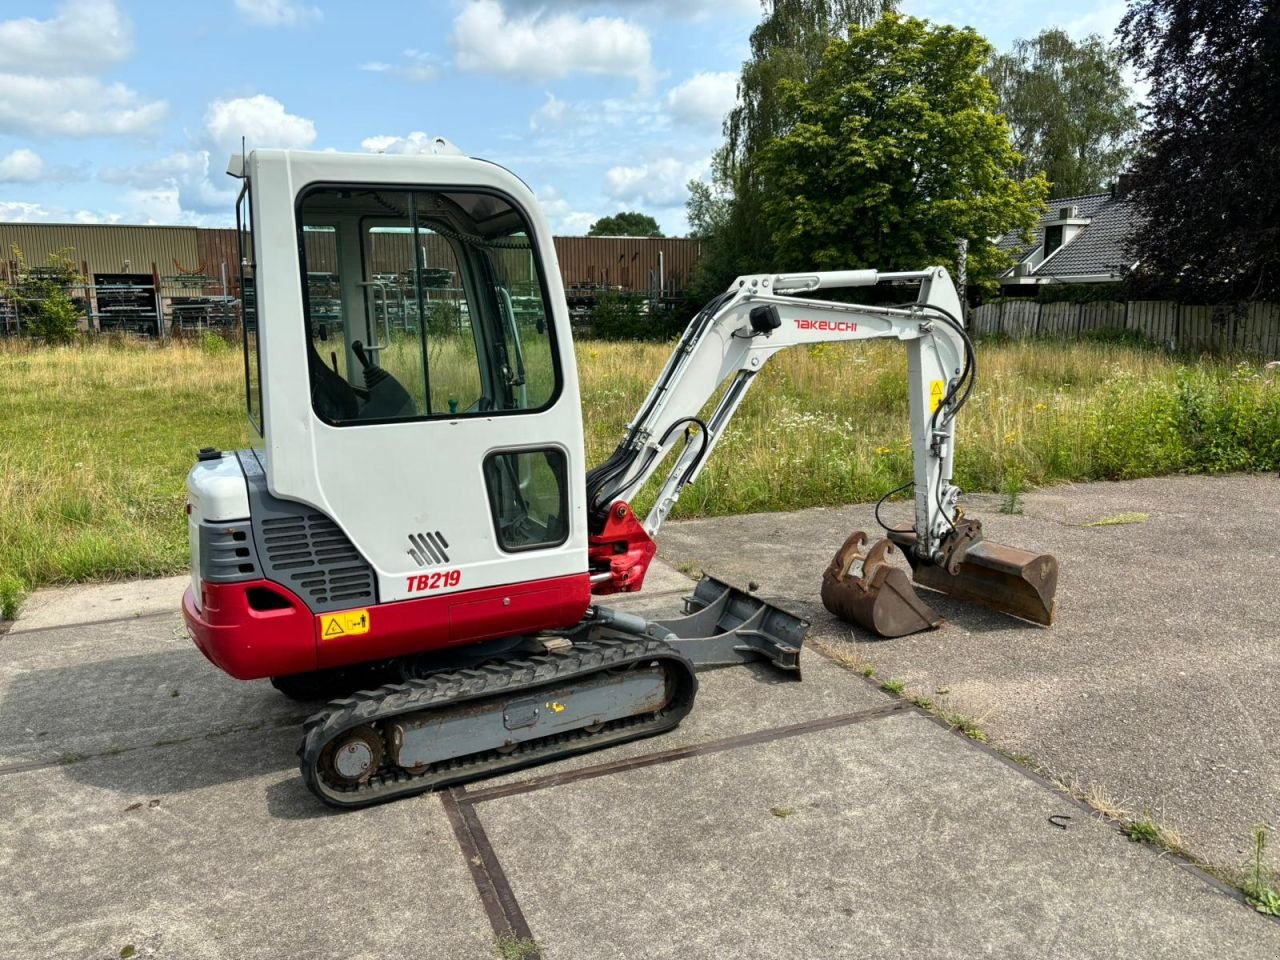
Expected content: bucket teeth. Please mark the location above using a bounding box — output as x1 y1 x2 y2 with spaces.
821 532 944 638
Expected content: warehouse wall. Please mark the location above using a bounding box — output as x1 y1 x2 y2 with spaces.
2 223 702 296
0 223 201 281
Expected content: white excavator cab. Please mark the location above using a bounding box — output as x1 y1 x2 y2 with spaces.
234 149 590 599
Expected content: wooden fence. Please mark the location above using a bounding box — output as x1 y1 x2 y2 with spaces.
968 300 1280 356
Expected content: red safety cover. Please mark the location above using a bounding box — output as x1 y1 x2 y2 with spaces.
183 573 593 681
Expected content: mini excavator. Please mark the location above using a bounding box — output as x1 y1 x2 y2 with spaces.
183 144 1058 808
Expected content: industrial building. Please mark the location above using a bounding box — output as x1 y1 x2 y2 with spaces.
0 223 701 336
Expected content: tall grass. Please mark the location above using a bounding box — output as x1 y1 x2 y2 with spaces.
0 338 249 592
1 335 1277 595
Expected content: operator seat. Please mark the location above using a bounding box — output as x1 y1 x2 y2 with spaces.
307 344 362 421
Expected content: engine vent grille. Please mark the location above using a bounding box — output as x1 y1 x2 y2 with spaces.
407 531 451 567
260 513 375 607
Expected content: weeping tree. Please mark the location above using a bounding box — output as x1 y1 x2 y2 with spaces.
985 29 1139 197
687 0 898 299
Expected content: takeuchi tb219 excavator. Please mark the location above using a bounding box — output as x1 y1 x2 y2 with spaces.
182 142 1058 808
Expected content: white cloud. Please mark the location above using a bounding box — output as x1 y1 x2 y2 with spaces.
0 200 120 223
559 211 598 235
123 185 183 224
666 71 737 127
360 49 437 83
0 147 84 183
0 74 166 137
535 185 597 234
0 0 132 75
529 93 569 131
0 149 47 183
361 132 433 154
83 95 314 226
204 95 317 152
233 0 322 27
360 132 463 155
0 3 164 138
453 1 653 85
604 157 709 207
501 0 757 18
99 150 237 213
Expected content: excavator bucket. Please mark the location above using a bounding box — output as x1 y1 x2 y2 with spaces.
821 532 944 638
887 525 1058 627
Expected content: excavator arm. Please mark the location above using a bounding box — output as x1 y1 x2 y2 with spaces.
586 267 1058 636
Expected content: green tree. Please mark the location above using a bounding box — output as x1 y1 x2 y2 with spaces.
985 29 1139 197
757 15 1047 289
689 0 898 300
0 244 85 344
586 212 664 237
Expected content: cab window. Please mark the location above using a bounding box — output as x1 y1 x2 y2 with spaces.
296 186 558 424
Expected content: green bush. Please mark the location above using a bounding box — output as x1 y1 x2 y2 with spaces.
588 293 695 341
28 286 81 345
424 300 461 336
199 330 232 355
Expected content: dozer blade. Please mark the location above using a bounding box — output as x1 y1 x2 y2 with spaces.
820 531 944 638
650 576 809 676
888 527 1058 627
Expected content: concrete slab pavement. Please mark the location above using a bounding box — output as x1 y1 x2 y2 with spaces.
657 474 1280 877
476 711 1280 959
10 576 188 633
0 738 496 960
1 504 1277 959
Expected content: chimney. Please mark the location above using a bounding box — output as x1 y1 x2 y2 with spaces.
1111 174 1132 199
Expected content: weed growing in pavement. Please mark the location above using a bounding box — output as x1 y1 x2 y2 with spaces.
0 574 23 621
495 936 540 960
1125 819 1162 844
1244 824 1280 916
879 678 906 695
1083 513 1150 527
1000 463 1025 515
1122 812 1188 855
937 710 988 742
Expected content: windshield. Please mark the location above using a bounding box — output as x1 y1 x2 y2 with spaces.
296 185 559 425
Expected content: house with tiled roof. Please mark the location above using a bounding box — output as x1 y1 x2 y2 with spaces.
996 186 1139 296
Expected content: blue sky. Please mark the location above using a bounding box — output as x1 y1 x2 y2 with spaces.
0 0 1129 234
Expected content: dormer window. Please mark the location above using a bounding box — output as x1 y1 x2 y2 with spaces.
1044 224 1064 257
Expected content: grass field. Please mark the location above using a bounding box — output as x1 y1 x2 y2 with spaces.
2 333 1278 609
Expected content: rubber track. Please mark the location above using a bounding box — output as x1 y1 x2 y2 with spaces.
298 635 697 809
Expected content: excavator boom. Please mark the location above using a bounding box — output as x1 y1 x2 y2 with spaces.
585 266 1059 633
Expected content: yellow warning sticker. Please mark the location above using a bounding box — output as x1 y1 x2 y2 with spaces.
320 609 370 639
929 379 946 413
